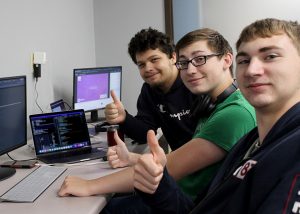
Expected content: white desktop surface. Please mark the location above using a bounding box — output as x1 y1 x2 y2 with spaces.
0 132 148 214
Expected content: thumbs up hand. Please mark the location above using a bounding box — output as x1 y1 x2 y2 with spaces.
104 90 126 124
133 130 167 194
107 131 131 168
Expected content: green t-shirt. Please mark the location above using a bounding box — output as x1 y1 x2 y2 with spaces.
177 90 256 199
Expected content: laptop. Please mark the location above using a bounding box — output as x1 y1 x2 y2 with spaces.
29 109 106 164
50 99 66 112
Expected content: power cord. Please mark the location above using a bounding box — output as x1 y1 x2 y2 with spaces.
6 153 37 161
34 78 44 113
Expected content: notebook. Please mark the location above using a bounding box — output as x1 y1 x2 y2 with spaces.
29 109 106 164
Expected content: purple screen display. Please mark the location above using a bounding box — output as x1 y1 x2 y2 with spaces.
76 73 109 102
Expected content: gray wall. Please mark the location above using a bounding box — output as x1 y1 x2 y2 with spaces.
0 0 96 137
93 0 165 116
201 0 300 74
0 0 165 137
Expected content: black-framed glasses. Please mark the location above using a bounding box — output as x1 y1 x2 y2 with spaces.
175 53 222 71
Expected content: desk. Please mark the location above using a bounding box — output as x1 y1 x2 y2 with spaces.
0 132 148 214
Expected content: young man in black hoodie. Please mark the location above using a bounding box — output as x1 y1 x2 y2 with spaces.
104 28 197 153
133 18 300 213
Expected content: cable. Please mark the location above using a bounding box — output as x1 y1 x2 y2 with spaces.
34 78 44 113
6 153 37 161
63 101 73 110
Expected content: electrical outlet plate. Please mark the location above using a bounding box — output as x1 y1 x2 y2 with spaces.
33 52 46 64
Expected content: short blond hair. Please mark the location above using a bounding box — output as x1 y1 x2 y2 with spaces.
236 18 300 55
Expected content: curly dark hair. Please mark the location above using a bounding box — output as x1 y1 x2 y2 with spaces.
128 28 175 64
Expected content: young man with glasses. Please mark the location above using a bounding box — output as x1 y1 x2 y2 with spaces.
58 28 256 213
133 18 300 214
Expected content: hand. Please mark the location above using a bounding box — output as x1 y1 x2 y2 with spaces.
133 130 167 194
107 131 132 168
58 176 92 197
104 90 126 124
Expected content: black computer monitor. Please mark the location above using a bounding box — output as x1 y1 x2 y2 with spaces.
0 75 27 181
73 66 122 122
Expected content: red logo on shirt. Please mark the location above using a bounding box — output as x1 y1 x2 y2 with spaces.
233 160 257 179
283 174 300 214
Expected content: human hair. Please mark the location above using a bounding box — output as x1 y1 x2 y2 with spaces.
128 27 175 64
236 18 300 54
175 28 233 75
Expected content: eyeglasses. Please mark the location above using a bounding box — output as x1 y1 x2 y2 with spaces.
175 53 222 71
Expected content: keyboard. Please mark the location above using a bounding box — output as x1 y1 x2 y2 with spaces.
0 165 67 202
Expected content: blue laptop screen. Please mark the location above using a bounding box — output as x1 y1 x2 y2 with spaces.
30 110 91 155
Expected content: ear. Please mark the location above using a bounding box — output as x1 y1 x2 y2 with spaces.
223 52 233 71
170 52 177 64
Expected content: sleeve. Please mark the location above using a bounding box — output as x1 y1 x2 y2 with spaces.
136 168 195 214
194 104 256 151
119 84 159 143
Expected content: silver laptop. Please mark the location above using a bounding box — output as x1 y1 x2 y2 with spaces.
29 109 106 164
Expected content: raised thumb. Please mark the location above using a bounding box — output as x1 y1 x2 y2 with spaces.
114 131 124 146
147 130 161 157
110 90 121 105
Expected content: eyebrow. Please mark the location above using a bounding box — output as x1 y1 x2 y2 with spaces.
178 50 206 59
236 45 282 59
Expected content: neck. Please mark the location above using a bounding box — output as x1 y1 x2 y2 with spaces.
256 97 300 143
160 65 178 93
211 77 235 102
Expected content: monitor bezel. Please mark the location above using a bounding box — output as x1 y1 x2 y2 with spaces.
0 75 27 156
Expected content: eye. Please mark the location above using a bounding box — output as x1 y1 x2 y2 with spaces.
193 56 205 64
137 63 145 69
265 53 279 60
151 57 160 63
236 57 250 65
178 61 188 67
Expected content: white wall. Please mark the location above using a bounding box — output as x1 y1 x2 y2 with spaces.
0 0 96 136
201 0 300 71
93 0 165 115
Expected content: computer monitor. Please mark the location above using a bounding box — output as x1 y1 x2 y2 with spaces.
0 75 27 181
73 66 122 122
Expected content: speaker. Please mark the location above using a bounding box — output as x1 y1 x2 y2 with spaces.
190 80 238 119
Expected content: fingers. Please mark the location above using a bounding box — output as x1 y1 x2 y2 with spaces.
58 176 75 197
104 91 125 123
133 154 164 194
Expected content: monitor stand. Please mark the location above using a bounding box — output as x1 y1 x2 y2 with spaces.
88 110 105 123
0 167 16 181
90 110 99 122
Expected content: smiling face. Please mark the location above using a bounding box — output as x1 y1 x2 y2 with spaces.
135 48 177 92
178 40 232 98
236 34 300 113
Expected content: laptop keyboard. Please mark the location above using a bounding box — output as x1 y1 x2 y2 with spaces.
0 165 67 202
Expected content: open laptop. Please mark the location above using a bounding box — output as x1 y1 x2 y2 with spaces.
50 99 66 112
29 109 106 164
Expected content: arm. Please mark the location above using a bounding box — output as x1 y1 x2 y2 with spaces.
58 166 135 197
166 138 226 180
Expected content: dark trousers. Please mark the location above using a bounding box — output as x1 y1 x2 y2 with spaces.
100 193 152 214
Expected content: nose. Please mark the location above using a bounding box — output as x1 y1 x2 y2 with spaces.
143 61 154 72
185 62 198 75
245 58 264 76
